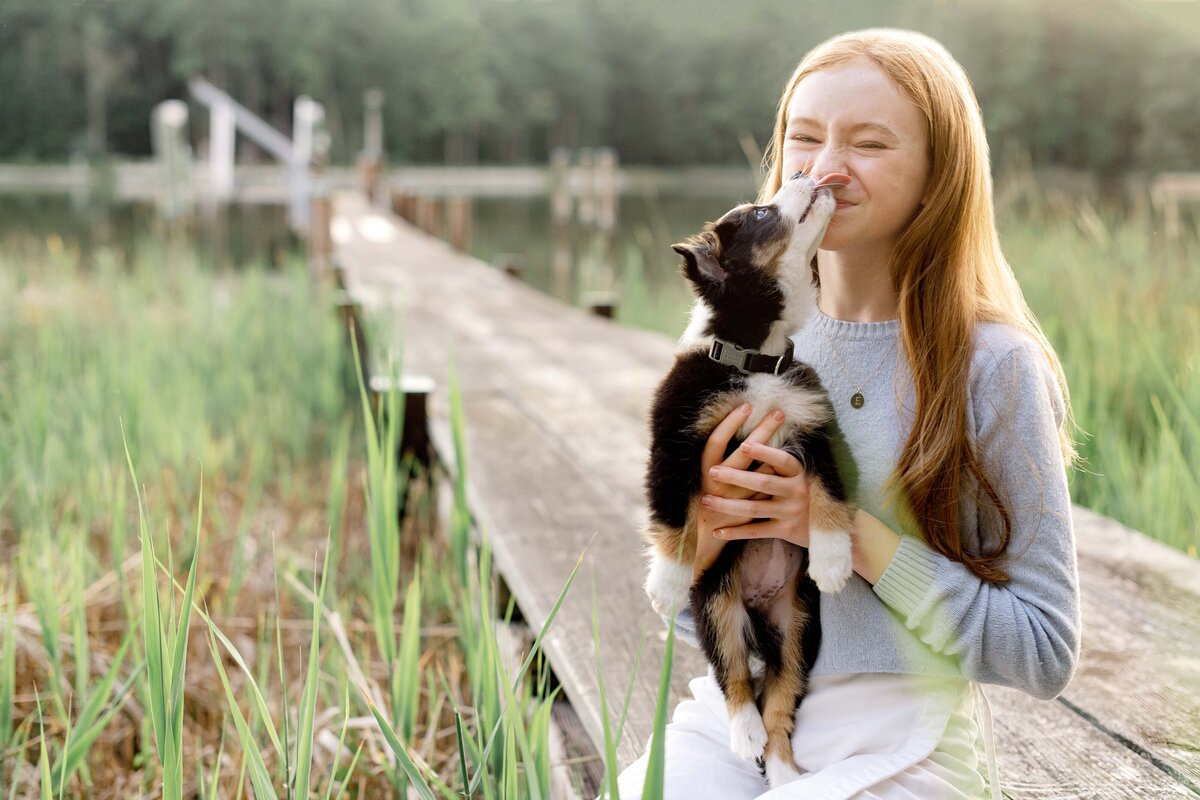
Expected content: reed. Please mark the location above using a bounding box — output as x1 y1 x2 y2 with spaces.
0 232 601 794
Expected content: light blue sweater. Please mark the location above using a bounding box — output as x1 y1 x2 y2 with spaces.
663 309 1082 700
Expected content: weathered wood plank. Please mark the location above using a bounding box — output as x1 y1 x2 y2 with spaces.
988 685 1194 798
1057 506 1200 791
330 191 1200 796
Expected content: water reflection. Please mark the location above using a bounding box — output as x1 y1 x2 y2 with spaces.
0 189 751 336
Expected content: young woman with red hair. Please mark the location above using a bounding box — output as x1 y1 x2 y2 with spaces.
618 28 1080 799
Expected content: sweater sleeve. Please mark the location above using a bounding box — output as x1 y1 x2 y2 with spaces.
659 604 702 649
871 340 1081 700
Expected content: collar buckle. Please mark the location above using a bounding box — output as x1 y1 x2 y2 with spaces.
708 337 794 376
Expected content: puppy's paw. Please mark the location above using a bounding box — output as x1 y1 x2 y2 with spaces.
763 753 802 788
807 529 853 593
729 703 768 761
644 553 693 616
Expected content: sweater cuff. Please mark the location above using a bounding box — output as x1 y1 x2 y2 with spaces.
871 534 939 616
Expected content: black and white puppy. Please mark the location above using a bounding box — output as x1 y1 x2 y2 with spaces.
641 171 856 787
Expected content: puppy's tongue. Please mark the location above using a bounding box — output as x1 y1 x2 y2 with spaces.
816 172 851 186
816 172 851 188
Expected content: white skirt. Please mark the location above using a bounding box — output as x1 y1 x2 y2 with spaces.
612 668 1001 800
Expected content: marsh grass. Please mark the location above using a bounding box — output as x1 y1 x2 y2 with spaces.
0 236 633 797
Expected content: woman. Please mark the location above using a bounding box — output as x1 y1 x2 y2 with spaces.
616 28 1081 799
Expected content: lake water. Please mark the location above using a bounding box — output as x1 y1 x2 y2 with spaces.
0 189 751 335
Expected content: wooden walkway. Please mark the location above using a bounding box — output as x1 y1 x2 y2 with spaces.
328 191 1200 798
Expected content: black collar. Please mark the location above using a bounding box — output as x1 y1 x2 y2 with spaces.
707 336 794 376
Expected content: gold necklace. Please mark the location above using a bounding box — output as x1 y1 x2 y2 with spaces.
817 332 898 409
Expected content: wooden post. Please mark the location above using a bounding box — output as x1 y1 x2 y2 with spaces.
416 197 444 238
151 100 193 227
364 88 385 160
492 253 525 280
291 96 325 232
550 147 573 301
595 147 618 232
593 147 619 305
576 147 595 227
368 374 436 469
446 196 472 251
390 192 417 223
358 88 386 204
580 290 618 319
309 190 332 281
209 99 235 202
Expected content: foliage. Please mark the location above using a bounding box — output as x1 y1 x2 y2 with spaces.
0 0 1198 172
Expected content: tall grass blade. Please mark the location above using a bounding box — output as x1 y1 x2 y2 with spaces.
294 535 333 800
0 581 15 754
446 355 471 586
454 710 471 792
321 684 353 800
36 691 51 800
361 689 437 800
205 622 280 800
467 547 586 796
395 575 423 742
640 615 676 800
50 636 138 794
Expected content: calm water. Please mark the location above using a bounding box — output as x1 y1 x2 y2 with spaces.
467 190 747 335
0 190 749 334
0 194 300 269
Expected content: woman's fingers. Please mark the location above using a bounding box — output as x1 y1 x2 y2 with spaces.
701 494 774 519
720 410 786 471
736 441 803 479
710 519 780 541
700 402 752 474
701 475 809 517
708 464 790 497
711 518 811 549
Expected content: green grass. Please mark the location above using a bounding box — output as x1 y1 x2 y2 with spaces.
0 236 623 796
997 200 1200 556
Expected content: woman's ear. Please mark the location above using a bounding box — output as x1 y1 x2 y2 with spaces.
919 175 933 206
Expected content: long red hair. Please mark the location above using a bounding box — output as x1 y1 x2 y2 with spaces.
757 29 1078 582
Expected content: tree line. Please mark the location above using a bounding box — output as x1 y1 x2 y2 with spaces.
1 0 1197 176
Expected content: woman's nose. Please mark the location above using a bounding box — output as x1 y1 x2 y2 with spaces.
807 145 847 181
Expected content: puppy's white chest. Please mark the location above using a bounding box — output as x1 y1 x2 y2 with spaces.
735 373 830 447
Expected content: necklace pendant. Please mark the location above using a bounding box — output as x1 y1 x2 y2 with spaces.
850 391 865 409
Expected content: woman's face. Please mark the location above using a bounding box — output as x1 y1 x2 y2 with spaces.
781 56 932 255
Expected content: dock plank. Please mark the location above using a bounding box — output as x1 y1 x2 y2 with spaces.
330 191 1200 796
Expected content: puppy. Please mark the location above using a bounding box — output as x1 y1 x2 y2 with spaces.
641 171 856 788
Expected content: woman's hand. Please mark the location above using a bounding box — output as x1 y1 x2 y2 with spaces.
693 403 811 578
700 407 811 568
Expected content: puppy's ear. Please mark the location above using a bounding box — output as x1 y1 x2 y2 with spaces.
672 241 726 286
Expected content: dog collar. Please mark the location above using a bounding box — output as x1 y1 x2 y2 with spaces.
708 337 795 376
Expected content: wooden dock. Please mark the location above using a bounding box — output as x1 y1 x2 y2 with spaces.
328 191 1200 798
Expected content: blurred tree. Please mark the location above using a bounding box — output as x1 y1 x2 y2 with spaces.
1137 39 1200 173
0 0 1194 175
0 2 84 159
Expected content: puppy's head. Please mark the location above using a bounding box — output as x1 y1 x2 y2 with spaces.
672 172 846 344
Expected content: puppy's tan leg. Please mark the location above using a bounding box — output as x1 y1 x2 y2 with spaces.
642 498 701 615
758 589 812 787
805 479 856 593
706 577 766 762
